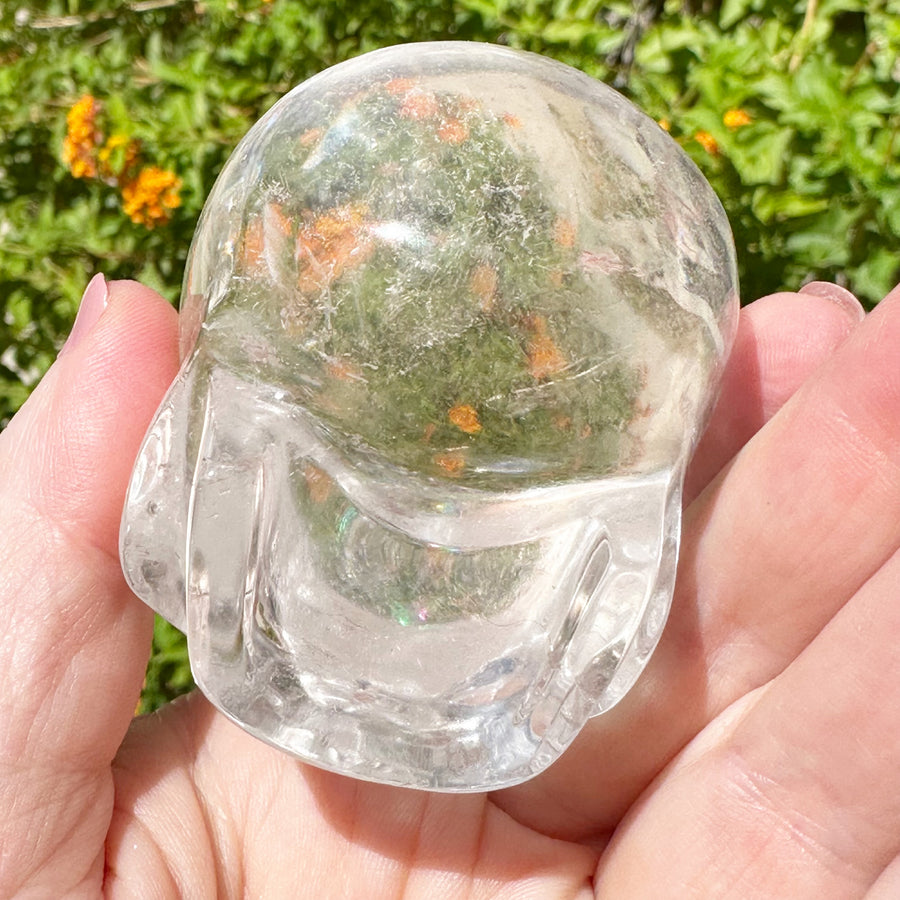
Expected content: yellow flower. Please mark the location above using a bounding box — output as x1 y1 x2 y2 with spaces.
723 108 753 130
62 94 101 179
658 118 671 132
121 166 182 228
694 131 720 155
65 95 99 145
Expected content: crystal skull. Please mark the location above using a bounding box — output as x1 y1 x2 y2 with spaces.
120 41 739 791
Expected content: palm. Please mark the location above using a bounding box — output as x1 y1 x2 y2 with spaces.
3 280 899 898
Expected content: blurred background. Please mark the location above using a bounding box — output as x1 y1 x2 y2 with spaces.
2 0 898 708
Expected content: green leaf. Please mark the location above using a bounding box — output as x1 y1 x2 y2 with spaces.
849 247 900 304
751 188 829 223
784 205 858 267
728 123 794 185
719 0 756 30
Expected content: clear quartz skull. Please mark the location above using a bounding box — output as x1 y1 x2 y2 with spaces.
120 42 739 791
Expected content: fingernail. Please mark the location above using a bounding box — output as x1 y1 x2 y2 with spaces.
799 281 866 322
61 274 109 357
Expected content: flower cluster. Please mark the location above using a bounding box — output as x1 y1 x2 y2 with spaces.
62 95 101 179
389 78 472 146
296 204 373 293
657 108 752 158
691 110 752 155
121 166 183 227
61 94 181 228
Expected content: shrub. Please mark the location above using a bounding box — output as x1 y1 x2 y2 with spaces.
4 0 899 430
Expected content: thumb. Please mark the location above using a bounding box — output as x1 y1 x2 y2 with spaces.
0 276 178 768
2 277 180 554
0 277 179 895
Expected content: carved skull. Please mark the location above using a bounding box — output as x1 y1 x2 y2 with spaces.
121 42 738 790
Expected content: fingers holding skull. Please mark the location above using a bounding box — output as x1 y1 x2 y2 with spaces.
495 283 888 843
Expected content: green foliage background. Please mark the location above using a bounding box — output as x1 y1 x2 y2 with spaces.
2 0 898 710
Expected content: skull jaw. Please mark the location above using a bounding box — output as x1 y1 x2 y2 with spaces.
185 476 679 792
185 373 681 790
123 364 681 791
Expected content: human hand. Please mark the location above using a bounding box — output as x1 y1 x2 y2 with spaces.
1 276 895 898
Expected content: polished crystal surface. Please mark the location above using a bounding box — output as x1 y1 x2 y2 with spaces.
120 42 739 791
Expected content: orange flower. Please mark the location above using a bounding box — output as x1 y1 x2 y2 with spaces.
62 94 101 179
62 95 182 231
241 203 293 272
433 452 466 476
657 118 671 132
694 131 720 155
296 204 373 293
437 117 469 144
723 108 752 130
502 113 523 129
326 358 363 382
399 90 439 120
386 77 416 96
65 152 96 180
65 95 100 145
469 263 498 311
448 404 482 435
553 216 576 248
120 165 182 228
526 314 567 380
299 126 325 147
303 464 333 504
